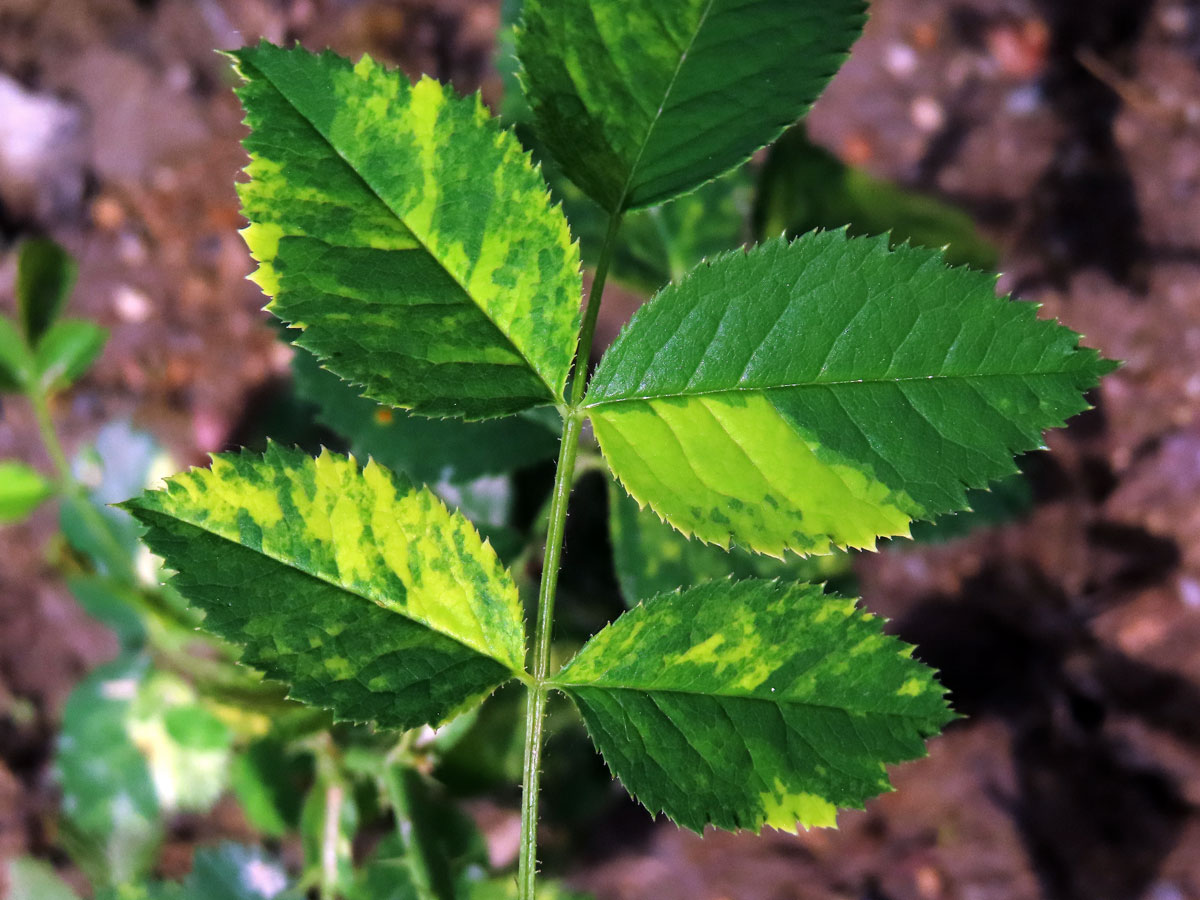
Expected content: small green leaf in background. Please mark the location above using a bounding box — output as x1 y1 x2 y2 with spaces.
91 844 299 900
607 479 851 606
34 319 107 393
184 844 299 900
0 461 52 523
60 493 140 582
66 575 147 650
555 579 954 833
230 738 312 837
56 657 163 887
558 164 753 295
518 0 867 212
755 127 998 271
381 768 489 900
122 444 526 730
233 42 581 419
129 672 234 814
56 657 236 887
7 857 82 900
586 231 1113 557
302 769 359 899
16 238 78 344
0 315 35 391
291 350 559 487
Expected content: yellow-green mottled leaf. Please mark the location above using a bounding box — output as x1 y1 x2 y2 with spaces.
555 579 954 833
232 42 581 419
586 232 1114 557
518 0 867 212
122 445 525 730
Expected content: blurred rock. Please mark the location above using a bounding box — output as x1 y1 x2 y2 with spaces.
0 73 86 222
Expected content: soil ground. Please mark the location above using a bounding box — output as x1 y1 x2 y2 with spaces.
2 1 1200 899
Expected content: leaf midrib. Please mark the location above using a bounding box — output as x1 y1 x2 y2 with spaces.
135 499 522 674
241 54 560 403
551 679 944 722
612 0 718 212
585 368 1090 409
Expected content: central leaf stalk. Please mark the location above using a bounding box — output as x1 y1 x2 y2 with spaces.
518 211 623 900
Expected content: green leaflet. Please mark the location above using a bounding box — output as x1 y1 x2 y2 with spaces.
554 579 953 833
0 315 35 391
292 349 559 486
232 42 581 418
122 444 526 729
518 0 867 212
0 461 52 523
607 479 851 607
586 231 1114 556
16 237 78 345
34 319 107 393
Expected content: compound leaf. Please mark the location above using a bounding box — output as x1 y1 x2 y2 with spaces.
122 444 526 730
233 42 580 419
518 0 867 212
555 579 953 832
586 232 1114 557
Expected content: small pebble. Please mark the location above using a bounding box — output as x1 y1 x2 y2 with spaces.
113 284 152 323
885 43 919 78
911 95 945 132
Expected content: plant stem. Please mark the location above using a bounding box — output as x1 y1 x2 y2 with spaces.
28 386 73 485
517 407 580 900
570 211 623 408
518 210 623 900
